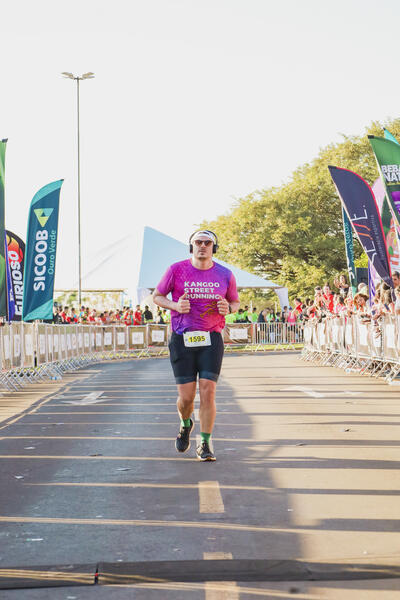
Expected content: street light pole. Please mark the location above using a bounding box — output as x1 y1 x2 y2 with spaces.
62 71 95 306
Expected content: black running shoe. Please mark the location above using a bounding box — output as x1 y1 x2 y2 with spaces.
175 418 194 453
196 441 216 461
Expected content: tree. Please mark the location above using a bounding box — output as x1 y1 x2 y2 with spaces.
201 118 400 300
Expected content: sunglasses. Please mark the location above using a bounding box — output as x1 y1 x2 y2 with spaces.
194 239 212 247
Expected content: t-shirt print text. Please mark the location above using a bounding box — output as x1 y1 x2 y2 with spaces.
183 281 221 299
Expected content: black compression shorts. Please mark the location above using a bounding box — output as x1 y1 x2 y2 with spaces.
168 331 224 384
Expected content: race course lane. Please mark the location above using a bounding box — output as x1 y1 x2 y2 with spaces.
1 352 400 598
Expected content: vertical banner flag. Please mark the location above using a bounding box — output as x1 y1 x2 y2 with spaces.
5 233 15 321
341 206 357 296
328 166 393 287
6 230 25 321
22 180 63 321
0 140 8 317
368 178 386 297
368 135 400 228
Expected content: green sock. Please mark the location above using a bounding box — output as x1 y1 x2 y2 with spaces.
181 418 192 428
201 432 211 444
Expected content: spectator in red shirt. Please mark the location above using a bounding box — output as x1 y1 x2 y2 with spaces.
322 283 334 313
134 305 142 326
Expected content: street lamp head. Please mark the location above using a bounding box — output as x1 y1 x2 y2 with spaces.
81 72 95 79
61 72 75 79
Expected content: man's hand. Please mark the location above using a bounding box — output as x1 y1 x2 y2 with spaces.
216 295 229 316
176 293 191 314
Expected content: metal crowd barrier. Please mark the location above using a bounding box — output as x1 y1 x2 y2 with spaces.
0 321 304 394
302 314 400 383
223 322 303 351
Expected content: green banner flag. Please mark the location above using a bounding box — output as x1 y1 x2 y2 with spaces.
368 135 400 229
342 206 357 297
0 140 7 317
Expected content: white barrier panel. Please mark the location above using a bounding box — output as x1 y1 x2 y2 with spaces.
78 326 84 353
95 327 104 353
114 326 127 351
53 326 61 362
148 324 168 347
36 324 47 366
22 323 35 368
224 324 252 344
10 323 22 369
66 330 72 359
45 325 54 364
382 315 399 362
2 326 11 371
127 326 147 350
71 329 78 358
103 326 114 352
59 327 67 361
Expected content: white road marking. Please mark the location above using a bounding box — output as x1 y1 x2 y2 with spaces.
282 387 358 398
198 481 224 514
61 392 105 406
203 553 238 600
281 386 325 398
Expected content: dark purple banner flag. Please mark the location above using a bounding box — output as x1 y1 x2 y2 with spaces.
328 165 393 287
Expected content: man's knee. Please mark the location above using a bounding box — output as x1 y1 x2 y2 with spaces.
199 378 217 400
177 381 197 404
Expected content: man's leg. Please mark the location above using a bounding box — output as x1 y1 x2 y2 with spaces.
175 380 196 453
177 381 197 421
198 378 217 433
197 378 217 461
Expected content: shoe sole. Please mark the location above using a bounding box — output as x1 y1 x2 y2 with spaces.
196 454 216 461
175 420 194 453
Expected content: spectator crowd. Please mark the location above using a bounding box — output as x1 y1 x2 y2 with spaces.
51 271 400 329
279 272 400 325
52 305 171 326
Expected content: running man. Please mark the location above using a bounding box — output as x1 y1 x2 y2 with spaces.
153 230 240 461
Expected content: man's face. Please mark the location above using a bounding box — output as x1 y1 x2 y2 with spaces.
193 236 213 260
323 285 330 294
393 274 400 286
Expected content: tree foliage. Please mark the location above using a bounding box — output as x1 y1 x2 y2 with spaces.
201 118 400 301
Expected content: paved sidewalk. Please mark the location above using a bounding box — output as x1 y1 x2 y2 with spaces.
0 351 399 598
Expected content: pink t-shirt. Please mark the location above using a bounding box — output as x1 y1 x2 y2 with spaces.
156 259 239 334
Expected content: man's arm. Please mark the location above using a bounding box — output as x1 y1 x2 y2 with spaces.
216 297 240 316
153 289 190 314
229 300 240 313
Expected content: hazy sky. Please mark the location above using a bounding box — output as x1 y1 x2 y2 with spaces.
1 0 399 292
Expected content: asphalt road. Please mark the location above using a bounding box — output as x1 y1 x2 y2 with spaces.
0 352 400 599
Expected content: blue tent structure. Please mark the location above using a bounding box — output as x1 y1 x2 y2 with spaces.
138 227 289 308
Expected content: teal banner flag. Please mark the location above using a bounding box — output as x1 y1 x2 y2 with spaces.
22 180 63 321
0 140 7 317
384 128 399 145
342 206 357 297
